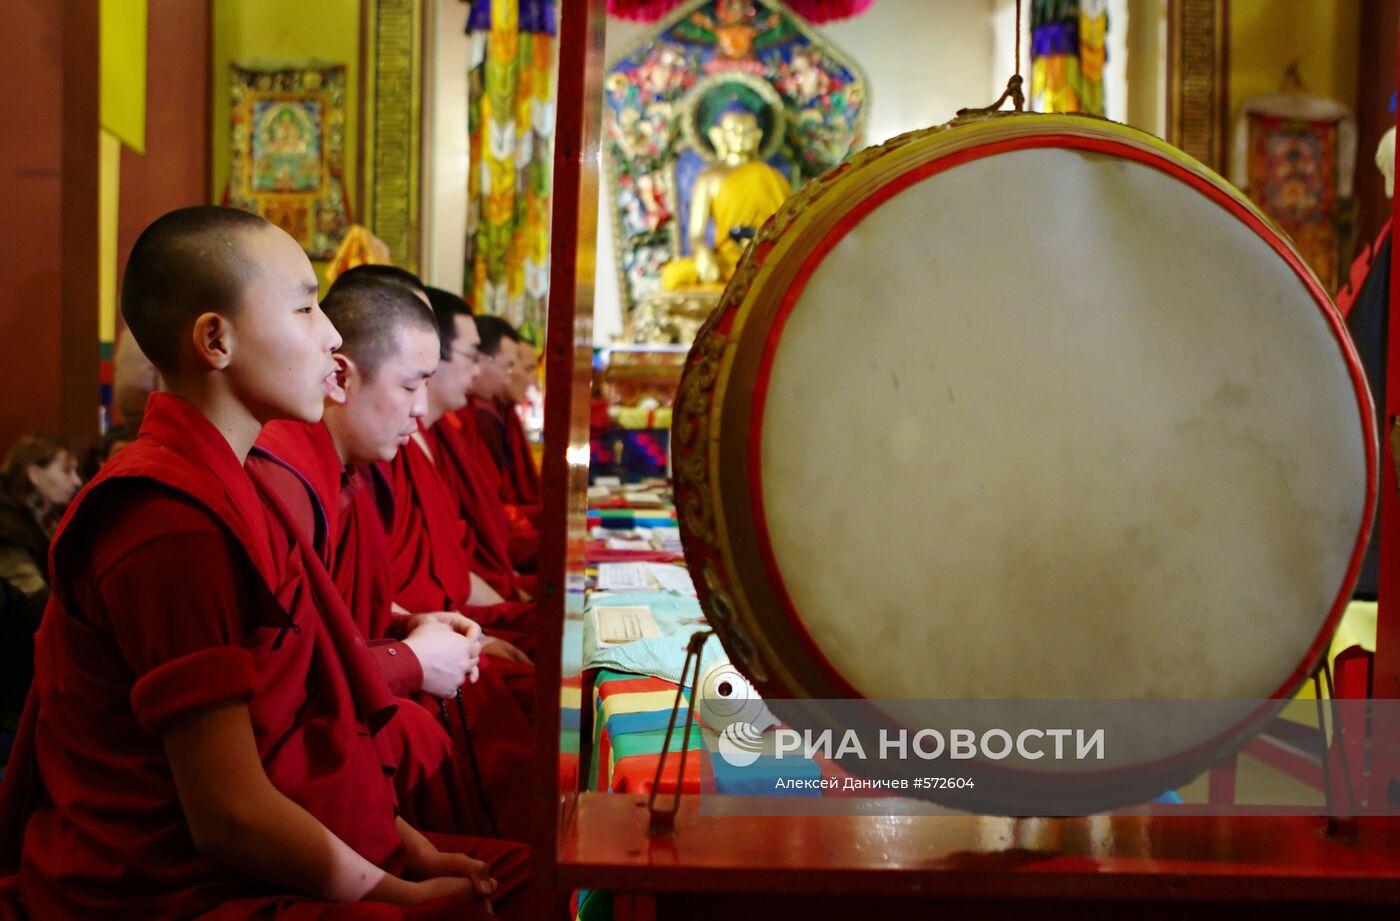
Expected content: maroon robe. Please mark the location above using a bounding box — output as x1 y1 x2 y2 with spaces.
458 405 539 572
379 426 535 649
253 423 421 693
257 422 533 842
0 394 520 919
248 425 471 837
343 462 535 842
426 413 520 600
381 428 475 614
499 401 541 508
469 398 508 489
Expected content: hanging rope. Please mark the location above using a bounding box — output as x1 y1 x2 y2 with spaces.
1014 0 1023 83
957 0 1026 117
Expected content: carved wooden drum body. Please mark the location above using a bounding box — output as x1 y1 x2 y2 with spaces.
672 114 1377 809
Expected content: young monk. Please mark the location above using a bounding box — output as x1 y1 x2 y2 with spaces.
322 267 537 657
422 288 534 601
466 315 541 568
0 206 521 919
465 314 520 486
379 285 538 654
252 274 532 840
323 267 516 609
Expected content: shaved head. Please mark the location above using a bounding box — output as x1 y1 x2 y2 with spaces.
422 287 482 422
473 314 521 357
425 286 475 359
320 275 437 380
333 263 426 298
119 205 277 373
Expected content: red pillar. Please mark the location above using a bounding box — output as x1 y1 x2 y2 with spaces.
1370 16 1400 808
0 1 67 454
530 0 607 913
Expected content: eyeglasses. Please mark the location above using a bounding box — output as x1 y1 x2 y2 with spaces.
479 352 516 372
451 348 482 365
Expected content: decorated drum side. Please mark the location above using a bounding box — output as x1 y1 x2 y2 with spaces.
672 114 1377 809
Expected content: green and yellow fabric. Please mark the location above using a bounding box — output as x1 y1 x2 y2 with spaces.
466 0 556 342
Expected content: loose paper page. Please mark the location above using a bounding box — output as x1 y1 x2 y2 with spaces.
596 562 654 591
606 538 655 551
646 563 697 596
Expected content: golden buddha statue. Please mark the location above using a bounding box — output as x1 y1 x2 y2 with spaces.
660 108 792 290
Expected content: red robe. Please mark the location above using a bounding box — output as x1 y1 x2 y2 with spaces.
499 401 541 508
345 461 535 842
426 414 523 600
249 425 474 837
460 403 539 571
253 424 424 693
491 405 541 566
257 421 533 842
469 399 508 489
379 426 535 649
0 394 521 919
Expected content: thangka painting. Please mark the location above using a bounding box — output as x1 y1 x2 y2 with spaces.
225 63 352 260
604 0 866 316
1243 112 1347 292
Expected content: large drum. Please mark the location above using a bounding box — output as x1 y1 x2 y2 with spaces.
672 114 1377 810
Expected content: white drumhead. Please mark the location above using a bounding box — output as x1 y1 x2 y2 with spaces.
759 145 1369 701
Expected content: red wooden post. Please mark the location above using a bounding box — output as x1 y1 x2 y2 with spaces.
1370 18 1400 809
1207 753 1237 805
532 0 607 914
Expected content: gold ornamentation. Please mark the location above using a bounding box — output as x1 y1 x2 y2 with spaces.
719 242 763 315
1168 0 1228 173
672 323 777 678
625 288 724 344
671 329 726 549
700 561 767 682
753 124 929 246
366 0 423 272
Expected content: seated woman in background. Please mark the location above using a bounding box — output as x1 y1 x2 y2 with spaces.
0 434 81 598
0 434 82 736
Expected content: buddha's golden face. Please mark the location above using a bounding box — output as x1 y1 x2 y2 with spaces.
711 111 762 161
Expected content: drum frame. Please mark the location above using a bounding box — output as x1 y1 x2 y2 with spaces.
674 114 1378 708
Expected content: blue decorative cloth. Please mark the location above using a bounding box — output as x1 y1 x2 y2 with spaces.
583 591 724 685
710 752 824 796
467 0 557 36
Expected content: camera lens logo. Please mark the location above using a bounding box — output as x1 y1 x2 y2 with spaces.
716 721 765 767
